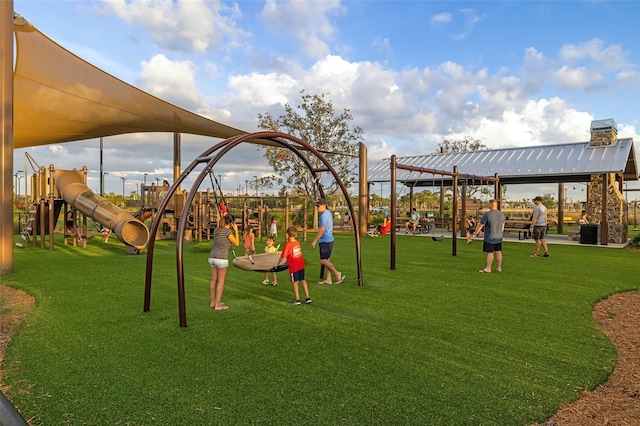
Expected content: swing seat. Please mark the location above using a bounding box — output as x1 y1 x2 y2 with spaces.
232 252 288 273
432 236 444 242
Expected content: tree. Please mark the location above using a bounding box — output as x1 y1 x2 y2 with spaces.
257 90 362 203
435 135 487 154
436 136 490 199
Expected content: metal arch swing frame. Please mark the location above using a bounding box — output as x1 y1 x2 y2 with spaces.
143 131 363 327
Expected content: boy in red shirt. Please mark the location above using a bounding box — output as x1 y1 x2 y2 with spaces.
276 226 311 305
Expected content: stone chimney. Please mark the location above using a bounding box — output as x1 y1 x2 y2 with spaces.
590 118 617 146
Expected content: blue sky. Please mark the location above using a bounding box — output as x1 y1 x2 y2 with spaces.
12 0 640 200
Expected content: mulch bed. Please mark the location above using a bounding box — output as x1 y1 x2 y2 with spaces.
534 290 640 425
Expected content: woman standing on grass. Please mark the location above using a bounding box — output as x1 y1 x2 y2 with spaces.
208 214 239 310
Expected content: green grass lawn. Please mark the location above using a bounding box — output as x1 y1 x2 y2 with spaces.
2 232 639 425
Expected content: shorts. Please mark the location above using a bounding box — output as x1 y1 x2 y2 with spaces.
290 269 305 282
319 241 334 260
208 257 229 268
483 241 502 253
532 226 546 240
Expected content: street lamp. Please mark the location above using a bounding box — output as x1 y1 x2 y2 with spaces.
253 175 258 196
155 177 160 186
101 172 109 197
245 180 249 196
14 170 23 202
143 173 148 185
120 177 127 205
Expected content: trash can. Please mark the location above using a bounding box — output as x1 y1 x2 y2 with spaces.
579 224 598 244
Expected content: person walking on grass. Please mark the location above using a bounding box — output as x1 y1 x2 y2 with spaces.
530 196 550 258
311 198 346 285
471 199 505 273
208 214 239 310
276 226 311 305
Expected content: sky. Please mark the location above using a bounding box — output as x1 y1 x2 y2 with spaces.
11 0 640 202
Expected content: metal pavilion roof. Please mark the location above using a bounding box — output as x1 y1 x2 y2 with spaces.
366 138 638 187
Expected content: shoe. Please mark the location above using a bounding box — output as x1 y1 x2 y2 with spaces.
272 282 278 287
530 253 540 257
543 252 550 257
335 274 347 284
262 279 270 285
305 298 312 304
293 299 302 305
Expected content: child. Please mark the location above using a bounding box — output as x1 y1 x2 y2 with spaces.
262 236 279 286
100 227 111 243
276 226 311 305
243 226 255 256
465 216 477 244
270 216 277 238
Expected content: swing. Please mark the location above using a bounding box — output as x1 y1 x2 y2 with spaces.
431 173 445 241
232 251 289 273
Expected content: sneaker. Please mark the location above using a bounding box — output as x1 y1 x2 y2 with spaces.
293 299 302 305
530 253 540 257
543 252 550 257
305 298 312 304
272 282 278 287
262 279 270 285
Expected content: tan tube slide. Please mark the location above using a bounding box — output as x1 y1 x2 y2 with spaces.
55 170 150 254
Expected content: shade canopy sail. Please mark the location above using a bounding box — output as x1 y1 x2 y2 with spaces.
12 14 252 148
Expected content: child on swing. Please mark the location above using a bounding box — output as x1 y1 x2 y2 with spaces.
262 236 279 286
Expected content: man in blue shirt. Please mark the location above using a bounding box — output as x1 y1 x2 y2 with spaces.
405 208 420 234
311 198 346 285
472 199 505 273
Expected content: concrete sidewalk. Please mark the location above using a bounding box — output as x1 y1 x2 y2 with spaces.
404 228 631 249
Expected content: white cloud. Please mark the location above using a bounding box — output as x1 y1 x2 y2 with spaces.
553 65 605 91
228 72 298 107
259 0 344 58
559 39 628 72
98 0 248 53
431 12 451 24
138 54 205 111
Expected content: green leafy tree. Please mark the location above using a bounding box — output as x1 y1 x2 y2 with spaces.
257 90 362 203
435 136 490 199
435 135 487 154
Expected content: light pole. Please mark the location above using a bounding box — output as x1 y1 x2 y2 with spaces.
253 175 258 196
14 170 23 202
101 172 109 197
155 177 160 186
120 177 127 206
143 173 148 185
245 180 249 196
218 175 222 192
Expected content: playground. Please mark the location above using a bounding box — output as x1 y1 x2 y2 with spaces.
3 10 640 426
1 230 639 425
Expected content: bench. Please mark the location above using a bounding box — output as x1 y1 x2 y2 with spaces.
504 220 531 240
432 218 452 231
394 217 433 234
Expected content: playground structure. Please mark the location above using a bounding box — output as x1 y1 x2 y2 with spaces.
144 131 363 328
20 164 149 254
